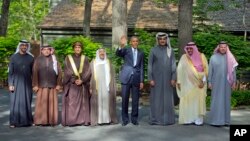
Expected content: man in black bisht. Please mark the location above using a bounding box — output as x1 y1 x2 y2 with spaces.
8 40 34 128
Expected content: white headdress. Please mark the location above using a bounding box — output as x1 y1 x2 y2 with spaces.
156 32 172 57
14 40 34 57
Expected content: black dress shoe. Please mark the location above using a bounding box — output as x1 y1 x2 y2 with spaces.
132 122 139 125
149 122 156 125
122 122 128 126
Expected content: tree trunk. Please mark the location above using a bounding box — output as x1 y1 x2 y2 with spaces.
83 0 93 37
243 0 247 41
0 0 11 36
29 0 37 40
112 0 127 48
177 0 193 58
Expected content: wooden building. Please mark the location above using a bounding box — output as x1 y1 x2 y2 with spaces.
38 0 250 47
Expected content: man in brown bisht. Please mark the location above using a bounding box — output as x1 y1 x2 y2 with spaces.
32 45 62 126
90 48 118 126
62 41 92 126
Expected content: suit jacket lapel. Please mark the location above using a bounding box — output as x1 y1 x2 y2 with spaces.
135 49 141 66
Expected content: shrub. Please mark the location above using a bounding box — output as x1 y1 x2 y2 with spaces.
206 95 211 108
231 97 238 108
0 37 19 81
232 90 250 106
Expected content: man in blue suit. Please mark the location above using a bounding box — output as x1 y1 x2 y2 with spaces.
116 36 144 126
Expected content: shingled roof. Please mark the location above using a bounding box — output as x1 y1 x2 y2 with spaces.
39 0 250 32
38 0 178 30
208 2 250 31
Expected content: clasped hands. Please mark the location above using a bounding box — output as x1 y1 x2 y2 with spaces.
75 79 83 86
72 75 83 86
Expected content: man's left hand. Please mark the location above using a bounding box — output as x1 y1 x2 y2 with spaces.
139 83 144 90
33 86 39 93
75 79 83 85
232 83 236 90
55 85 61 92
198 83 204 88
171 80 176 87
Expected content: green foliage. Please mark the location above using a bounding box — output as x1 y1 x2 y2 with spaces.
50 36 102 67
135 29 155 79
206 95 211 108
193 0 217 31
1 0 50 39
231 96 238 108
0 37 19 80
232 90 250 106
105 47 123 75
